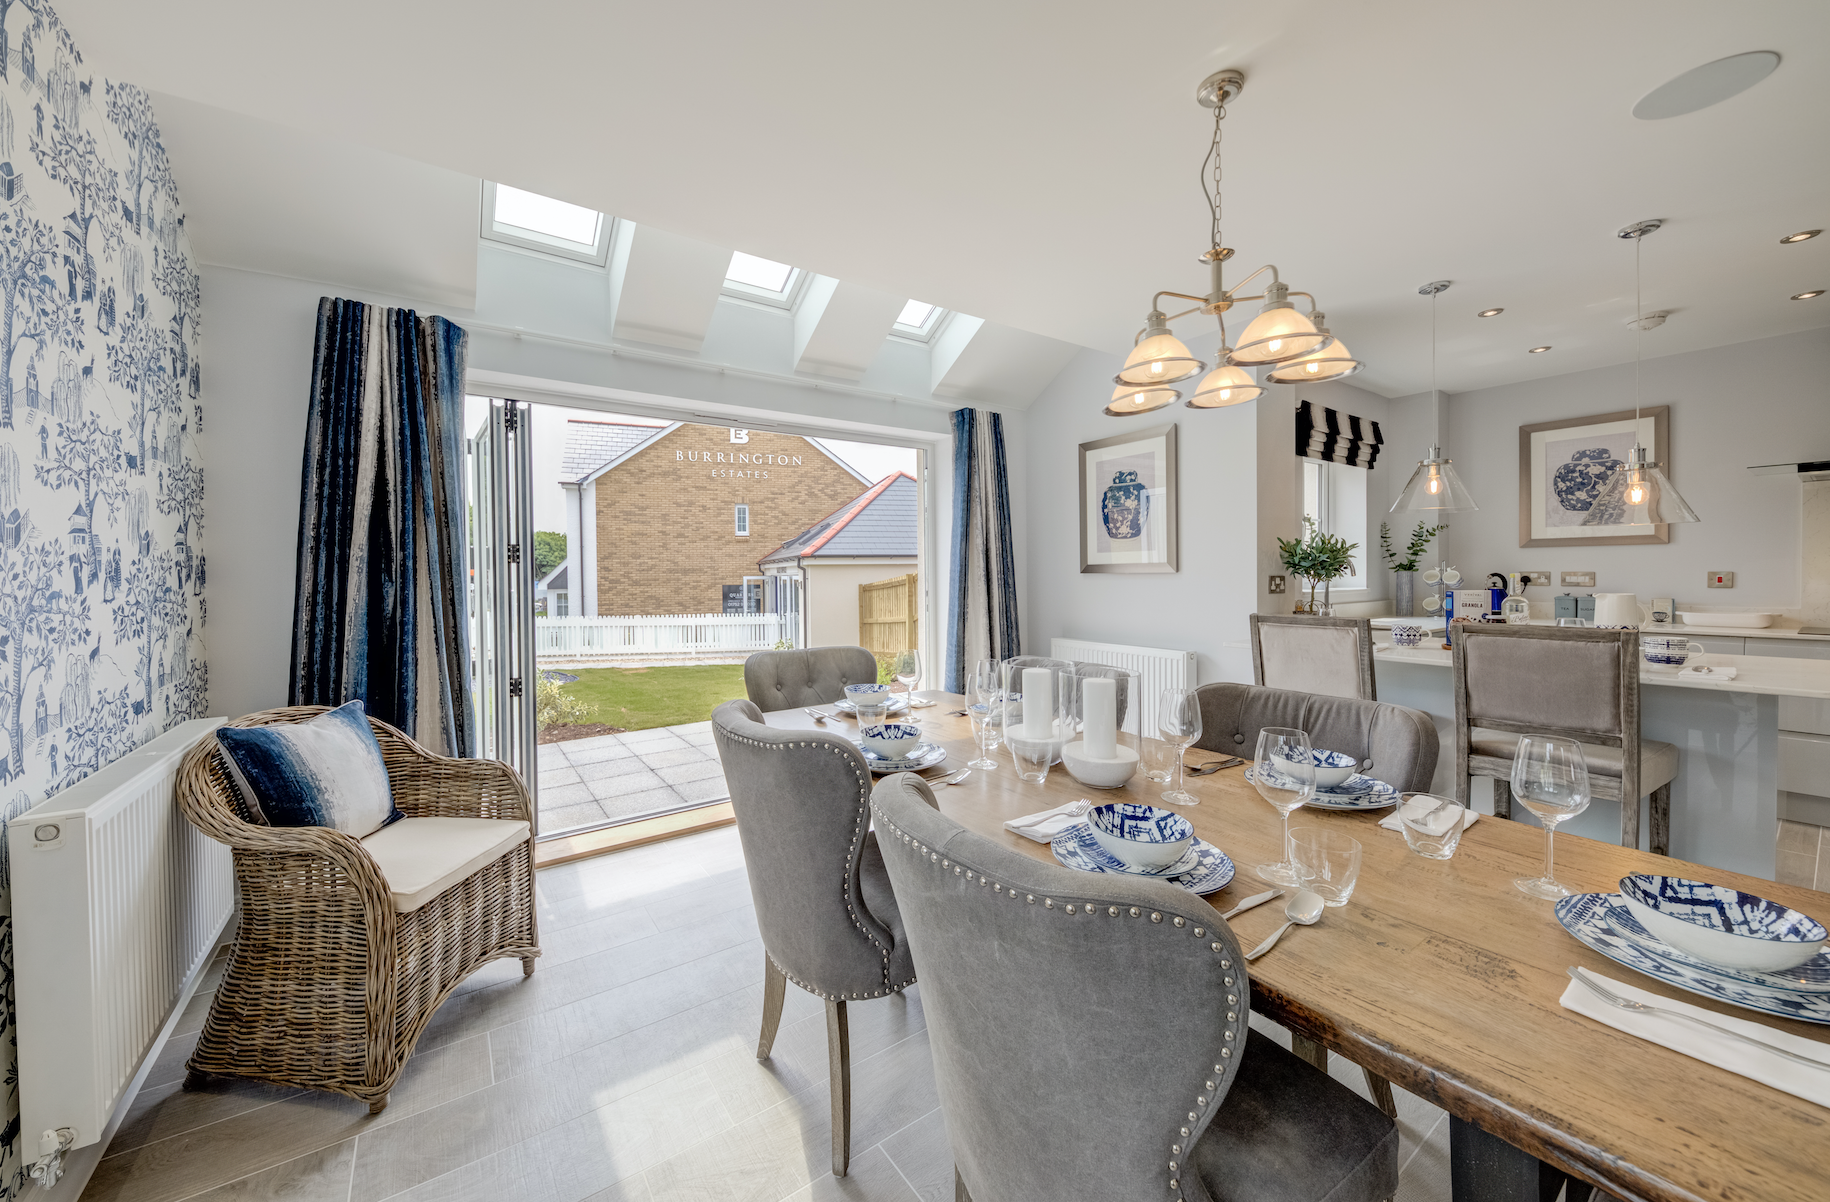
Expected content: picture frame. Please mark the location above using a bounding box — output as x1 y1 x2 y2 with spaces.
1518 405 1671 547
1080 423 1178 573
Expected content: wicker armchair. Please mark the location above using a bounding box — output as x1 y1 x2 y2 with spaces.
175 705 540 1113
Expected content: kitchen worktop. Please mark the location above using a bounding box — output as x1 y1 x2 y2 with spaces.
1371 641 1830 699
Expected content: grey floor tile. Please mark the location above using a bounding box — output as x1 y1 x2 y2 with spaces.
783 1146 922 1202
671 721 715 736
537 899 664 968
639 747 716 771
541 764 584 790
620 727 689 746
655 759 726 785
108 1076 302 1155
539 745 573 770
1777 819 1819 853
183 1139 356 1202
646 877 756 933
641 1094 822 1202
1777 850 1817 888
576 755 658 784
543 801 612 834
370 1136 561 1202
1393 1113 1450 1202
877 1107 952 1202
541 782 599 810
589 770 671 800
568 740 644 766
539 1065 734 1201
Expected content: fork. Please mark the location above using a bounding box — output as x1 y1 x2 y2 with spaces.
926 769 973 787
1188 756 1245 776
804 708 835 723
1566 968 1830 1070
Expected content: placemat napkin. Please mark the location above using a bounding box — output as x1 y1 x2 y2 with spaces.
1559 968 1830 1108
1004 801 1089 844
1377 798 1479 835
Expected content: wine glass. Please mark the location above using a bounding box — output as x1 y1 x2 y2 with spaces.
893 650 923 712
1157 688 1203 806
1252 727 1317 886
1511 734 1591 899
964 659 1003 771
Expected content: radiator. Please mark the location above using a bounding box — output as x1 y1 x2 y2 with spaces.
1049 637 1198 735
10 717 231 1183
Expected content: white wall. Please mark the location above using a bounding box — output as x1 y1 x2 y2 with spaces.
1438 327 1830 613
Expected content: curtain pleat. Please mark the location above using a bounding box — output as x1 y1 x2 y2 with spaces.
1296 399 1383 469
946 408 1022 692
290 297 473 756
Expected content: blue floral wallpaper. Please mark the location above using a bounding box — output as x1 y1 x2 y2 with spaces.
0 4 204 1193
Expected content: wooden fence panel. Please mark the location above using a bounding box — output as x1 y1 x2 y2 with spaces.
859 573 917 654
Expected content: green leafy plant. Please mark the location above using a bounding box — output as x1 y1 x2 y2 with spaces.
535 675 597 730
1379 520 1447 573
1277 516 1359 611
533 531 567 578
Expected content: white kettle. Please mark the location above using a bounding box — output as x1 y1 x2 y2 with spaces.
1591 593 1645 628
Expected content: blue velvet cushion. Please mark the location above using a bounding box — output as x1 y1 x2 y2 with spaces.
216 701 402 836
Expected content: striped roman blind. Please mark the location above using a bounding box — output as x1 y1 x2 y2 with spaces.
1296 399 1383 469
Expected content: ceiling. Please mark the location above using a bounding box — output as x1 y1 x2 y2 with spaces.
64 0 1830 398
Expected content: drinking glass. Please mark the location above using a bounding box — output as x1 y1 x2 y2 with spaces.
1397 793 1467 860
1290 827 1362 907
1157 688 1203 806
1142 737 1176 784
1005 731 1054 784
893 649 925 709
1511 734 1591 899
964 660 1003 771
1252 727 1316 886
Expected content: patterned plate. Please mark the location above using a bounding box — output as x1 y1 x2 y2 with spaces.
1554 893 1830 1024
834 695 912 715
1597 897 1830 994
856 741 946 774
1243 768 1400 811
1051 822 1236 895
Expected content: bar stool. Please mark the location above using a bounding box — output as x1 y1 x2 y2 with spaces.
1452 624 1674 854
1251 613 1377 701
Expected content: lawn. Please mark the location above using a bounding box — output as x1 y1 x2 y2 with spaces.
557 664 749 731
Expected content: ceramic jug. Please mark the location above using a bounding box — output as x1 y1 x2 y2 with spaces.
1591 593 1645 628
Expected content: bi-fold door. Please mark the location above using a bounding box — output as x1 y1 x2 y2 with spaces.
469 399 540 829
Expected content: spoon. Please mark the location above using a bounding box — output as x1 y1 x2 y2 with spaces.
1244 889 1325 961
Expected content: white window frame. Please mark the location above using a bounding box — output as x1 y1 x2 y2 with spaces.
479 181 615 266
720 254 813 310
1301 458 1368 593
888 302 952 345
734 503 750 537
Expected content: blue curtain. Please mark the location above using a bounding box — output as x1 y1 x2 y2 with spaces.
946 407 1021 692
290 297 474 756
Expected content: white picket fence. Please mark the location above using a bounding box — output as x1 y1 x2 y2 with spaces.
537 613 793 661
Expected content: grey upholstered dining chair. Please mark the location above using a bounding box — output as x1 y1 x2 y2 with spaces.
871 772 1399 1202
1452 624 1675 854
709 698 915 1177
742 645 879 713
1250 614 1377 701
1193 681 1437 792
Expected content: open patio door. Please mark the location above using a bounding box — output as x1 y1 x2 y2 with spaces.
469 398 540 828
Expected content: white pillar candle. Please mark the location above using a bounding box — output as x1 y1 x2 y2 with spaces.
1021 668 1053 740
1082 676 1117 759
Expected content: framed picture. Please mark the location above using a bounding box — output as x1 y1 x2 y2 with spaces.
1080 423 1178 573
1518 405 1671 547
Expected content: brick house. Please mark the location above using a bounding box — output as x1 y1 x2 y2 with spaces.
558 419 869 616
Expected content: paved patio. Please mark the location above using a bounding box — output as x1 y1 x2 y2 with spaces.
536 720 726 835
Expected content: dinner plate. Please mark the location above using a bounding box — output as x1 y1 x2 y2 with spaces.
1554 892 1830 1024
833 695 912 715
856 741 946 774
1051 822 1236 895
1242 769 1400 811
1597 897 1830 994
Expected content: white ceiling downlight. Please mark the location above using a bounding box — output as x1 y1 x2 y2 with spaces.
1781 230 1821 245
1794 290 1825 301
1632 51 1780 120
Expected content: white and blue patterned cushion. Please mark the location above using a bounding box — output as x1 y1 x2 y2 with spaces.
216 702 401 837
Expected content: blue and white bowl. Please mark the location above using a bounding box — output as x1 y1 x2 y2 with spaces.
1621 873 1828 972
860 722 923 760
1086 803 1194 873
1305 749 1359 789
844 683 893 704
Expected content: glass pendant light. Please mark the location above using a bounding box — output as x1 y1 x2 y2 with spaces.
1582 221 1699 528
1116 312 1204 386
1186 357 1265 407
1105 382 1180 417
1266 312 1363 383
1391 281 1479 513
1226 282 1330 366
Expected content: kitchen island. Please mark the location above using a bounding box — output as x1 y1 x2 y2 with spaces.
1372 636 1830 881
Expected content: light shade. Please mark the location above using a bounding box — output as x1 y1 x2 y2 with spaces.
1105 382 1180 417
1266 333 1363 383
1389 446 1479 512
1227 303 1329 366
1580 448 1698 526
1116 331 1204 386
1186 364 1264 408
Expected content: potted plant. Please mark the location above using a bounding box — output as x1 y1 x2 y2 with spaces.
1277 517 1359 615
1379 520 1447 617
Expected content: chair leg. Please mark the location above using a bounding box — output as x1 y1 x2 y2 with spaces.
368 1094 388 1115
1650 783 1671 856
955 1167 973 1201
1291 1032 1327 1071
1492 778 1512 821
521 956 537 978
1620 790 1642 851
757 956 787 1060
1363 1068 1398 1119
827 998 851 1178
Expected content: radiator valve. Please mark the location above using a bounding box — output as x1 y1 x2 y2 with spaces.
29 1128 74 1189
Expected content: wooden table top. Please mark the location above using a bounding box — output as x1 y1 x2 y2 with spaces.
764 693 1830 1202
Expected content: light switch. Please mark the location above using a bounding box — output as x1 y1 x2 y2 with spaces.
1560 571 1596 588
1707 571 1735 589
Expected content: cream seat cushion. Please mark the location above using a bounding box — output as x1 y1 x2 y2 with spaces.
1471 728 1678 791
360 817 531 913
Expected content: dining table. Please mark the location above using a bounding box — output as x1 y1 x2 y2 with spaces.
764 692 1830 1202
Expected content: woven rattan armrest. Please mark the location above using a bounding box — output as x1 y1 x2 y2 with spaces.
384 753 531 823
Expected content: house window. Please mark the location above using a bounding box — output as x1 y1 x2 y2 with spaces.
554 591 568 618
734 504 750 537
479 182 613 265
1302 459 1367 585
890 299 949 343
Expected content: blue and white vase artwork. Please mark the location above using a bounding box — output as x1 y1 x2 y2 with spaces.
1101 470 1149 541
1553 447 1621 513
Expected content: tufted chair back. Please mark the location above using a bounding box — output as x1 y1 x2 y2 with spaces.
711 699 911 1000
873 772 1248 1202
1195 681 1438 791
743 646 880 713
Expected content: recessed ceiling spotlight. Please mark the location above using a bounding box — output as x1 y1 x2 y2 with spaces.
1794 290 1826 300
1780 230 1821 244
1477 308 1504 318
1528 345 1552 353
1632 51 1780 120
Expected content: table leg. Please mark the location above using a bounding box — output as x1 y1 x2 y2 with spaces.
1449 1116 1569 1202
1290 1032 1328 1071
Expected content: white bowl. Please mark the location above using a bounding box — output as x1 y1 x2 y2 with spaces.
1308 749 1358 789
860 722 923 761
1621 873 1827 972
1086 803 1193 872
1676 611 1778 629
1060 741 1139 789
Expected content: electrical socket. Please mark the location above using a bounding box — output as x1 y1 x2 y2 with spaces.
1517 571 1551 588
1707 571 1735 589
1268 575 1286 594
1560 571 1596 588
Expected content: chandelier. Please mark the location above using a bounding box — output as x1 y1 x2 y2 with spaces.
1389 281 1479 512
1106 70 1362 418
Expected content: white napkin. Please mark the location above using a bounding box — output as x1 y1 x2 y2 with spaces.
1560 968 1830 1108
1004 801 1089 844
1378 797 1479 835
1678 665 1738 680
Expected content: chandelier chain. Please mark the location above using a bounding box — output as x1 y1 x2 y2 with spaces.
1200 100 1225 252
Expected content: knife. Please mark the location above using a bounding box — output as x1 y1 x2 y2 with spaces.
1219 889 1284 921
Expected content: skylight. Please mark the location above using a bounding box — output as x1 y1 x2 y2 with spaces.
896 300 937 329
726 253 796 293
479 182 613 265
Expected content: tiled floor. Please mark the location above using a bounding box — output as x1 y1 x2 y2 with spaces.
83 826 1457 1202
538 721 726 836
1775 818 1830 890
